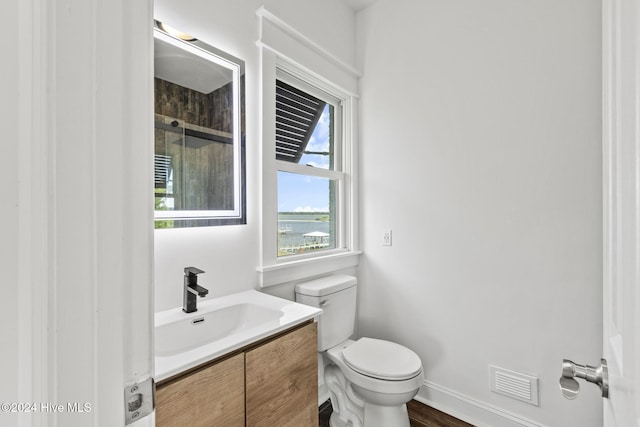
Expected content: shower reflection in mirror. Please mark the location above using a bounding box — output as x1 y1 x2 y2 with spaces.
154 22 245 228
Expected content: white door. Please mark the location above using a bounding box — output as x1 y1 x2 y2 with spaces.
602 0 640 425
7 1 155 426
49 1 157 425
560 0 640 425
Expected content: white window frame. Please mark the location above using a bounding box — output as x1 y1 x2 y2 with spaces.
259 54 360 287
276 70 344 256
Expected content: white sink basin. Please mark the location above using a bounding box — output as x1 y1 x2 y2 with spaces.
155 290 322 381
156 303 283 356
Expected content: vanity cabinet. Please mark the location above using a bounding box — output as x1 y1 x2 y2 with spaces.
155 321 317 427
156 352 245 426
246 321 318 426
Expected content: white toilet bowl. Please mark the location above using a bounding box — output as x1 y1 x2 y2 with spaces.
325 338 423 427
294 275 424 427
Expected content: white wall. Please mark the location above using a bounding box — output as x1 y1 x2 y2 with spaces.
153 0 357 311
356 1 602 426
153 0 604 425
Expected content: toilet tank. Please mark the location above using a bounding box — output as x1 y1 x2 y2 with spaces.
295 275 357 351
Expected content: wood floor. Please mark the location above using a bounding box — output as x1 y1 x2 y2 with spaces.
319 399 473 427
407 400 473 427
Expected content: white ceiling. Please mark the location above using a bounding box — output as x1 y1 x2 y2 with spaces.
339 0 378 12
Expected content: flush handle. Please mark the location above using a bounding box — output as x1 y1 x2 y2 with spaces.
319 300 330 307
559 358 608 399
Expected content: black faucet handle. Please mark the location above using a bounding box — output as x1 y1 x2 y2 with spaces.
188 284 209 297
184 266 205 276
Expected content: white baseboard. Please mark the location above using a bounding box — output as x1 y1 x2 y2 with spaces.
416 380 547 427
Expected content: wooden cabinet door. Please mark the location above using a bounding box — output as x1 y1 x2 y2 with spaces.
245 322 318 427
156 353 245 427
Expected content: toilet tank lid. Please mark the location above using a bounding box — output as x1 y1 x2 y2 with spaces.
295 275 357 297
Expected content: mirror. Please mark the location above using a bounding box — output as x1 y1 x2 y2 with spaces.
154 23 246 228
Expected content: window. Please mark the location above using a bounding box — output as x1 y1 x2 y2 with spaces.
256 8 361 286
275 70 346 259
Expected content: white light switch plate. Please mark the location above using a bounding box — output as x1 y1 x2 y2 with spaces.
382 229 392 246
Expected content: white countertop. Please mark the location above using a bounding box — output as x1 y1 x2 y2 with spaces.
155 290 322 382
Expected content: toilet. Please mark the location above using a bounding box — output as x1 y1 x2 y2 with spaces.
295 275 424 427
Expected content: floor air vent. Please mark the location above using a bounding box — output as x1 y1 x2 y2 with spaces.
490 365 539 406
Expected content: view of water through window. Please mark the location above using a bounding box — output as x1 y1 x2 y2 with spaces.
277 212 335 256
276 83 337 257
277 173 336 257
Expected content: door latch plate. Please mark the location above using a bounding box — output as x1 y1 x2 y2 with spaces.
124 377 155 424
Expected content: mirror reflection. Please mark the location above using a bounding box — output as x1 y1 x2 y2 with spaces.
154 25 245 228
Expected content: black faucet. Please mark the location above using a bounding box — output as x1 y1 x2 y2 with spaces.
183 267 208 313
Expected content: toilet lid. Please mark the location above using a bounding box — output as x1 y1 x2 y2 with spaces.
342 338 422 381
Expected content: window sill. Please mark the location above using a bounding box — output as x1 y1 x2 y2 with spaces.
257 250 362 288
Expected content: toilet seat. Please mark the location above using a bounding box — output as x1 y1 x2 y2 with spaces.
342 337 422 381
